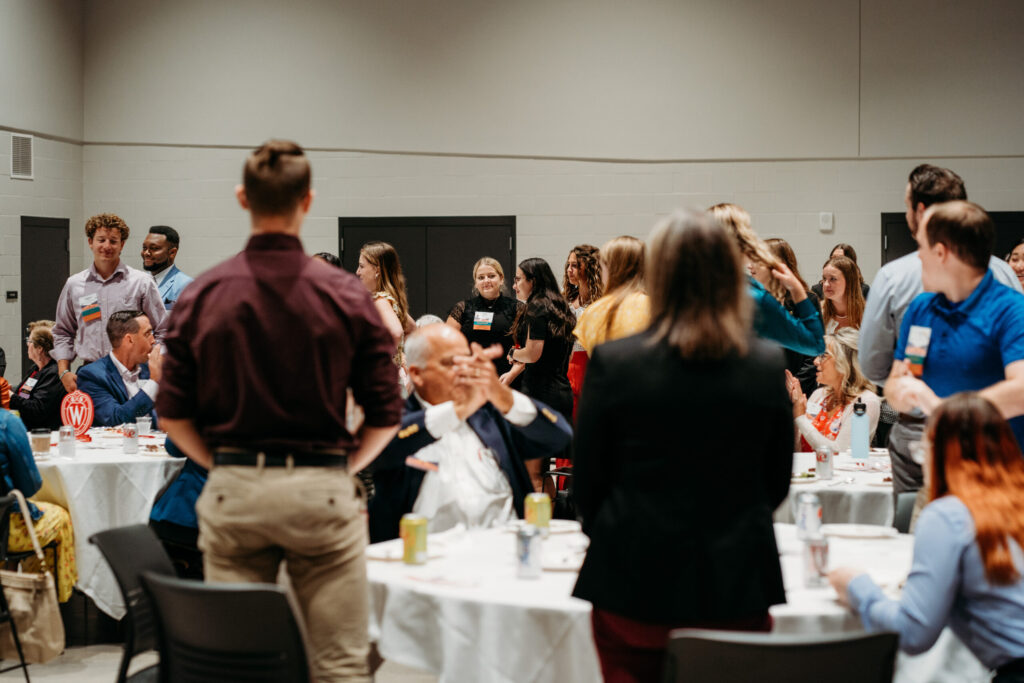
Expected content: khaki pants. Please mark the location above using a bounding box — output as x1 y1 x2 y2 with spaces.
196 465 369 683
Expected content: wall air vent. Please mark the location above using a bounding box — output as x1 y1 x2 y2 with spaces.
11 133 33 180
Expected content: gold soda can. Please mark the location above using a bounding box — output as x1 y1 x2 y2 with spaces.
400 514 428 565
524 493 552 536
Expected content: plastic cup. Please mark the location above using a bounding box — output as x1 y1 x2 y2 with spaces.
136 416 152 436
30 428 51 456
58 426 76 458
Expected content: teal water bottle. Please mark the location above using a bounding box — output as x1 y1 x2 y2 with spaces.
851 399 870 460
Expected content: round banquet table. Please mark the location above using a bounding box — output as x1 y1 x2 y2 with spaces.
366 523 991 683
30 428 185 618
775 451 896 527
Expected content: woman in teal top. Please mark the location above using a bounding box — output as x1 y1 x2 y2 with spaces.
710 203 825 356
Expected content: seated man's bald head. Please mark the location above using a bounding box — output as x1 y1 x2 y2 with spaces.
406 324 471 405
405 323 466 370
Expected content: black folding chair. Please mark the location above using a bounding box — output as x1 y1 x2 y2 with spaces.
893 491 917 534
141 572 311 683
662 629 899 683
0 493 31 682
90 525 176 683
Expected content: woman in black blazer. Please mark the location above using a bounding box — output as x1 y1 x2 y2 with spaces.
10 321 67 430
572 209 794 682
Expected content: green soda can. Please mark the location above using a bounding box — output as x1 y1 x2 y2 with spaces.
400 514 428 565
525 493 552 537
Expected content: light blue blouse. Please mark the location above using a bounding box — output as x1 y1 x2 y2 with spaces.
848 495 1024 669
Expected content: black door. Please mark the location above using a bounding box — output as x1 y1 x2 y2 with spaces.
339 216 516 319
880 211 1024 266
20 217 70 376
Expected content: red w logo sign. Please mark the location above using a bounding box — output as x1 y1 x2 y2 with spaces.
61 391 94 437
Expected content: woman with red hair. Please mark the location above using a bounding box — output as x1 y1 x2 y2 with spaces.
831 392 1024 681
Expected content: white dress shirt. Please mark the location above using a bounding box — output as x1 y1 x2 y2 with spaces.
109 353 158 402
412 390 537 533
153 266 172 288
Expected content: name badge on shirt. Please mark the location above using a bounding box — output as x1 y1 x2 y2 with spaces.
473 311 495 331
17 377 37 399
905 325 932 377
79 293 101 323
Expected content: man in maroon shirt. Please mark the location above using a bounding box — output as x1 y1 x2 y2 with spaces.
157 140 402 682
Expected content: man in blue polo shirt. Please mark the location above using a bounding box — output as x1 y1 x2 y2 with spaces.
886 201 1024 451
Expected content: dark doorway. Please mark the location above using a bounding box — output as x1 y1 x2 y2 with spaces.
339 216 516 319
881 211 1024 266
20 217 70 376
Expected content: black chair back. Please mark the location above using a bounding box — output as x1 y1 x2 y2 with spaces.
663 629 899 683
893 492 917 534
141 572 311 683
90 525 176 682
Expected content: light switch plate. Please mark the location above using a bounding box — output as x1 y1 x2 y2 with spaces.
819 212 834 233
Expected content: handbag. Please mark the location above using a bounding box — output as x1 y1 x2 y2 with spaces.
0 489 65 663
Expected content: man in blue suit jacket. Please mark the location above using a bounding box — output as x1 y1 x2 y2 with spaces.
142 226 193 310
368 324 572 543
78 309 206 573
78 309 162 426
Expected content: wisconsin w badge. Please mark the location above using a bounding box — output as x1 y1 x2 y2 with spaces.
61 391 94 436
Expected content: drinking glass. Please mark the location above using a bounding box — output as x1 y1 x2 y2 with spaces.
123 422 139 454
30 428 51 456
58 425 76 458
136 416 152 436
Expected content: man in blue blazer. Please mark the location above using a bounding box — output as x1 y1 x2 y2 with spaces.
79 309 206 573
368 324 572 543
77 309 161 427
142 226 193 310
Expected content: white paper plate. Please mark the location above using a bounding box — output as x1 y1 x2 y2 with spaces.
790 475 818 484
505 519 582 534
542 552 585 571
821 524 898 539
366 541 445 562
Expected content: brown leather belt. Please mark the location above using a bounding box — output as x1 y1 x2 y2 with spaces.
213 447 348 469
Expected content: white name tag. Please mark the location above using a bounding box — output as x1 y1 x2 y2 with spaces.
907 325 932 349
79 293 98 306
473 311 495 330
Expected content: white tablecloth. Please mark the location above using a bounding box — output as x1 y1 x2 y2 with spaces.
367 524 992 683
775 451 896 526
31 430 185 618
368 526 600 683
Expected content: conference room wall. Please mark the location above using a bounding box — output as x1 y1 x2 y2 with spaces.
0 135 84 382
0 0 85 380
82 0 861 160
0 0 83 142
80 0 1024 159
3 0 1024 376
80 144 1024 292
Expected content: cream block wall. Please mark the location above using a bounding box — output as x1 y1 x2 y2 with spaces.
0 135 84 381
6 142 1024 383
81 144 1024 313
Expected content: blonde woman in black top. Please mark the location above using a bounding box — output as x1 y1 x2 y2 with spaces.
446 257 522 376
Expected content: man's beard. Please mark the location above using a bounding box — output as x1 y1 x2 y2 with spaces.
144 259 169 273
